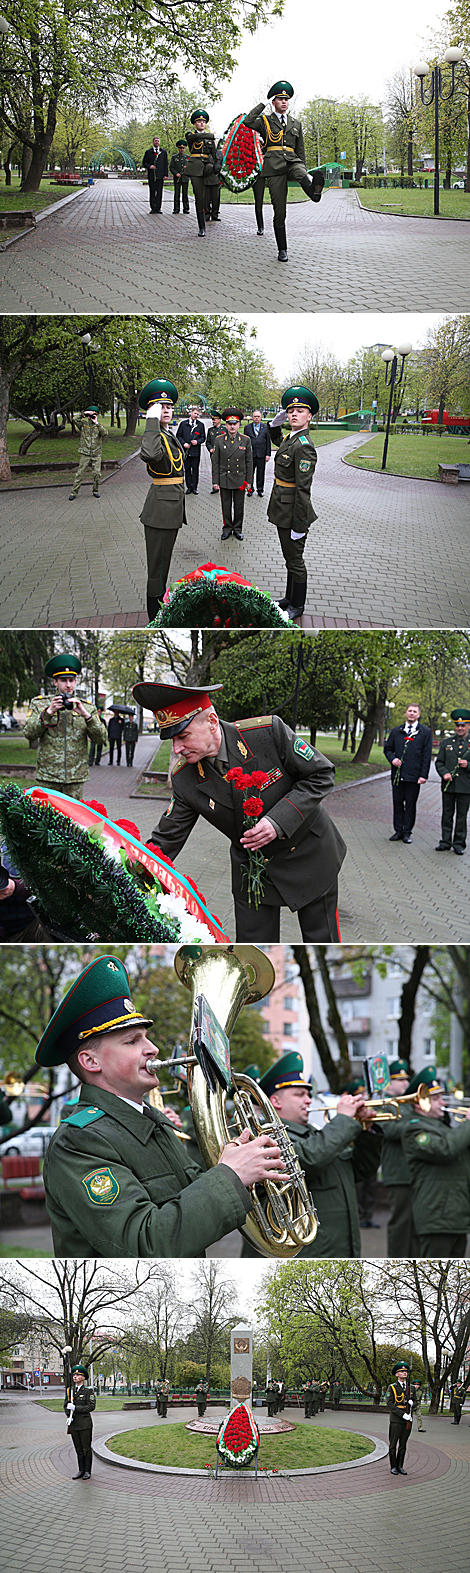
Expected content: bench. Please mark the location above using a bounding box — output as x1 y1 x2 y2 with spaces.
1 1154 45 1200
438 463 470 484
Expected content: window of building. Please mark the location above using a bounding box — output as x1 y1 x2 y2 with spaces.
386 1040 397 1057
386 998 400 1017
283 1022 294 1037
349 1040 367 1058
423 1038 436 1059
283 996 295 1013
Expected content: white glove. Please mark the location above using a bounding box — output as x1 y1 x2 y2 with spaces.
291 530 306 541
270 408 286 428
146 401 162 420
66 1400 74 1411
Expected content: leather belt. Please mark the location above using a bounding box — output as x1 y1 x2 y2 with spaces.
151 477 184 486
274 478 296 488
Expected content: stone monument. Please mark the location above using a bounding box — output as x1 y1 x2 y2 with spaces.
230 1324 253 1408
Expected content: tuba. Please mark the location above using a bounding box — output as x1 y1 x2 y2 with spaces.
147 945 318 1258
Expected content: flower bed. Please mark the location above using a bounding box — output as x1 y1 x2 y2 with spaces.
149 563 290 627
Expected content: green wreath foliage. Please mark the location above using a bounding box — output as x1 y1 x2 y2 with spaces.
149 580 289 628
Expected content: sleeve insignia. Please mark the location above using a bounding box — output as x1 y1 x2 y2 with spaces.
82 1167 120 1204
299 460 312 472
165 797 175 816
294 738 315 759
416 1132 431 1145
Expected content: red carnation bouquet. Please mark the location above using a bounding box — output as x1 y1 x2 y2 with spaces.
219 114 263 193
226 766 270 907
216 1403 260 1468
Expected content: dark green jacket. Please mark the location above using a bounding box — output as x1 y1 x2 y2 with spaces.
381 1102 414 1186
153 715 346 910
65 1384 96 1430
435 731 470 793
212 430 253 490
386 1379 417 1419
139 417 186 531
243 105 307 172
285 1113 382 1256
268 426 318 534
43 1083 250 1257
402 1111 470 1235
185 130 217 177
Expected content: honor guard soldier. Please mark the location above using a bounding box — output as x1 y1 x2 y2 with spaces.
39 955 289 1257
268 386 319 620
185 110 219 237
23 653 107 801
386 1362 416 1475
65 1364 96 1479
69 406 108 500
170 139 190 213
401 1067 470 1256
138 681 346 941
435 707 470 854
212 408 253 540
243 82 324 260
138 377 186 623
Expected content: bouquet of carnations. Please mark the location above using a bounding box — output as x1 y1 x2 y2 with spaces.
226 766 271 907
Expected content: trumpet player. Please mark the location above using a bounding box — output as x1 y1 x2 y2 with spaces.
38 955 290 1258
402 1067 470 1257
23 654 107 801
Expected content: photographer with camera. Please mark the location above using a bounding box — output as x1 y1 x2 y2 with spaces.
23 654 108 801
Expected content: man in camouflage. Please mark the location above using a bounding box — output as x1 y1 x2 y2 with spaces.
23 653 108 801
69 406 108 500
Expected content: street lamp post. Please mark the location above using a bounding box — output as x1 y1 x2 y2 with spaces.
381 343 412 472
414 49 465 216
81 148 85 183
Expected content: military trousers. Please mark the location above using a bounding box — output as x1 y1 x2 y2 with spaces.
391 780 421 835
253 174 265 229
144 525 179 599
265 159 312 227
69 1419 93 1473
173 177 190 213
234 877 340 941
189 173 206 230
220 487 245 534
388 1415 410 1466
386 1184 419 1257
276 524 309 584
125 742 136 766
71 453 102 495
416 1230 466 1256
440 787 470 849
204 181 220 219
36 778 83 801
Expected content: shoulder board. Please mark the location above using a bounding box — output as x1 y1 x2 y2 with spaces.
235 715 272 730
63 1107 106 1129
299 434 310 445
172 757 188 774
408 1118 420 1126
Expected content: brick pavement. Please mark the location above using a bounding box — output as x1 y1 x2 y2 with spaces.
1 182 469 312
1 1394 469 1572
2 436 469 628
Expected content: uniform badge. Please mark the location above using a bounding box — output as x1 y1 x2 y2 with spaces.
209 799 215 810
237 741 248 757
107 960 120 972
165 797 174 816
294 738 315 760
416 1132 431 1145
124 998 134 1012
197 762 205 779
82 1167 120 1204
299 460 311 472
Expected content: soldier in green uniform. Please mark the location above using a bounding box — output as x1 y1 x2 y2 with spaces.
65 1364 96 1479
205 410 225 491
195 1379 209 1416
243 81 324 260
241 1053 381 1255
266 1378 279 1417
212 408 253 540
69 406 108 500
268 386 319 621
318 1380 328 1412
137 681 346 941
39 955 289 1257
435 707 470 854
138 377 186 622
170 140 190 213
451 1380 466 1424
23 653 108 801
381 1058 419 1257
386 1362 416 1475
185 110 218 237
401 1067 470 1255
301 1378 315 1418
123 711 139 767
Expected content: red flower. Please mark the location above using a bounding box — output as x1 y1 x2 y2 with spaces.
250 771 269 788
239 772 255 789
83 800 108 817
226 767 245 785
243 796 264 817
113 819 141 840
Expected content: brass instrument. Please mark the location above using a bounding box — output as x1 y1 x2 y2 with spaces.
146 945 318 1258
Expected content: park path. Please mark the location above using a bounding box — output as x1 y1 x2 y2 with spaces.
1 1392 469 1573
2 435 469 628
1 182 469 313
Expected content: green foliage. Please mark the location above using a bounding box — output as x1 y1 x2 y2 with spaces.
0 632 54 709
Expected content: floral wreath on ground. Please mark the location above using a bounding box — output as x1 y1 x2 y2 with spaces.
218 114 263 193
0 784 228 942
148 564 290 628
216 1403 260 1468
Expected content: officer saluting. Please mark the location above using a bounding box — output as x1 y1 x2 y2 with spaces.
138 377 186 623
268 386 319 621
23 654 107 800
243 82 324 260
435 707 470 854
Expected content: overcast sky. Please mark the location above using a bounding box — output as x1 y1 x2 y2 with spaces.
240 314 447 380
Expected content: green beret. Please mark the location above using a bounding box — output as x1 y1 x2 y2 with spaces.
389 1059 409 1076
44 653 81 680
392 1362 410 1375
450 709 470 722
35 955 153 1067
259 1051 310 1100
72 1364 89 1378
406 1065 440 1097
191 109 209 123
281 385 319 417
138 378 178 412
268 81 294 98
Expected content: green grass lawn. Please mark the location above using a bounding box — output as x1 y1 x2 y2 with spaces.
219 186 310 205
7 418 140 467
106 1419 374 1470
344 432 469 481
0 736 35 766
0 175 86 214
304 734 387 784
358 186 470 220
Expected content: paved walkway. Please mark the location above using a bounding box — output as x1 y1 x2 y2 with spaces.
1 1394 469 1572
2 436 469 628
1 182 469 312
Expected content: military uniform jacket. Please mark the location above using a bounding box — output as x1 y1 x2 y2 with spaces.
380 1101 413 1186
267 427 318 533
285 1114 381 1256
23 697 107 786
185 130 217 176
170 151 189 179
43 1083 250 1257
124 720 139 743
384 724 432 781
243 104 307 172
153 715 347 909
212 430 253 491
402 1112 470 1235
76 416 108 457
65 1384 96 1430
435 732 470 793
139 417 186 532
386 1379 417 1419
206 423 226 455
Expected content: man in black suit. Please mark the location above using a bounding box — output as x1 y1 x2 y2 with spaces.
384 703 432 844
244 410 272 496
176 406 206 493
142 136 169 212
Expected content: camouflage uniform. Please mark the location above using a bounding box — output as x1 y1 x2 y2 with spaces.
23 697 108 799
70 415 108 497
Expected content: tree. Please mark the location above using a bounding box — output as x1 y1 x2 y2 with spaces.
0 631 54 709
0 316 111 481
187 1261 237 1383
420 315 470 418
380 1258 470 1411
386 68 417 179
0 1258 169 1370
341 99 384 179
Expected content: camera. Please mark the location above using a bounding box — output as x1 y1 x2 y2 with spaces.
60 695 74 710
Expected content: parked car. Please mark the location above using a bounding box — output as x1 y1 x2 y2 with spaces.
1 1124 57 1157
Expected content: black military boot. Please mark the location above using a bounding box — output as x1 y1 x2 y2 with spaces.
310 168 325 203
146 594 163 623
287 579 306 620
274 223 288 261
82 1449 92 1479
396 1449 407 1475
73 1451 85 1478
278 572 293 610
389 1447 398 1475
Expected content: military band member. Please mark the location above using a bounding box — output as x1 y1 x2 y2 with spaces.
302 1379 314 1418
69 406 108 500
65 1364 96 1479
319 1380 328 1412
268 386 319 620
40 955 289 1257
266 1378 279 1417
435 708 470 854
212 408 253 540
243 81 324 260
401 1067 470 1256
185 110 218 237
138 681 346 942
386 1362 416 1475
380 1058 419 1258
451 1380 466 1424
138 377 186 623
23 654 107 801
170 140 190 213
156 1378 171 1416
413 1379 426 1432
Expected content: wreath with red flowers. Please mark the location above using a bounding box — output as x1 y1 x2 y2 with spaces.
216 1403 260 1468
218 115 263 193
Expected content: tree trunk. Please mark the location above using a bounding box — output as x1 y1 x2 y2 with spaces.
21 134 54 193
353 691 387 764
398 948 430 1063
0 372 12 482
342 712 349 751
125 392 139 437
296 946 351 1092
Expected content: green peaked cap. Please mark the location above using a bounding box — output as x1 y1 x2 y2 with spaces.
35 955 153 1067
268 80 294 97
44 653 82 679
258 1050 310 1099
138 378 178 411
281 385 319 416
